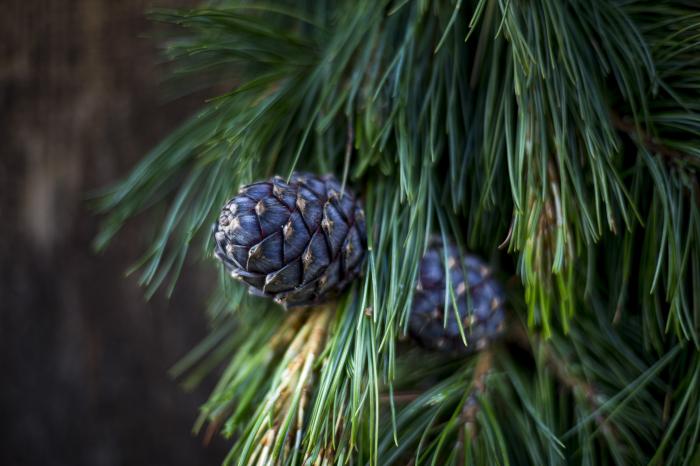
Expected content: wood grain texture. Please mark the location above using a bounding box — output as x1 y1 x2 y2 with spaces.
1 1 227 465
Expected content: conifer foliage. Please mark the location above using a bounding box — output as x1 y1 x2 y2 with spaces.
96 1 700 464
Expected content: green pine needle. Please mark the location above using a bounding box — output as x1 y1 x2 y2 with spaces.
94 1 700 464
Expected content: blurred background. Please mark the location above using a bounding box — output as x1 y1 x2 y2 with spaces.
1 1 228 464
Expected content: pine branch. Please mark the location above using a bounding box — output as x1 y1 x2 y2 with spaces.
95 1 700 464
456 349 493 464
544 341 619 442
611 112 691 163
461 349 493 439
508 322 616 441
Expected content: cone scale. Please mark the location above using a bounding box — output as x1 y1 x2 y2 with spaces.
213 173 367 307
409 239 506 354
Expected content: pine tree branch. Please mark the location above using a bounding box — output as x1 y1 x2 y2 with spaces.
507 322 615 438
610 112 690 163
457 349 494 464
380 392 421 403
97 1 700 463
461 349 493 437
541 344 620 442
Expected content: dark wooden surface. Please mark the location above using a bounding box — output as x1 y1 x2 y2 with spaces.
1 1 227 465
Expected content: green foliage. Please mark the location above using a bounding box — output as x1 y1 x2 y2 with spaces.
95 0 700 464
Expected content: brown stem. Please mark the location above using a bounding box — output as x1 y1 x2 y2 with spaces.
507 321 618 441
546 346 619 441
456 349 494 464
462 350 493 434
543 345 596 406
203 413 225 446
612 113 700 211
508 322 597 398
610 112 689 162
379 392 422 403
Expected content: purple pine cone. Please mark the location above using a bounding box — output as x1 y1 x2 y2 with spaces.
409 239 506 353
213 173 366 307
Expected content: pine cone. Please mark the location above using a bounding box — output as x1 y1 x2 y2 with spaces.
409 239 506 354
213 173 366 307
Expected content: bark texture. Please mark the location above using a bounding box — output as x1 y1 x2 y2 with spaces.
1 1 226 465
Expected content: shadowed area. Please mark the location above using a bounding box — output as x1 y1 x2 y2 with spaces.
1 1 227 465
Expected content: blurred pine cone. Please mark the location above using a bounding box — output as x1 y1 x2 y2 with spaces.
213 173 366 307
409 239 506 354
